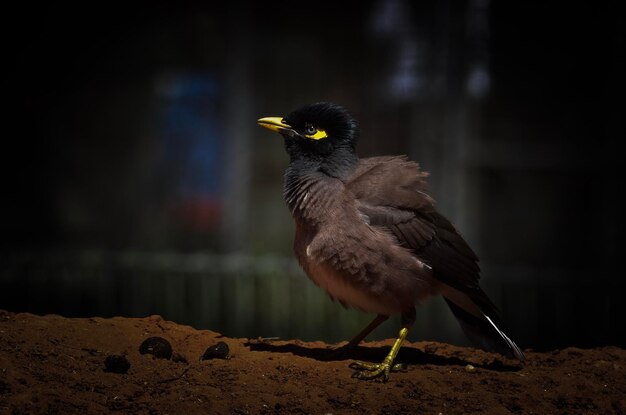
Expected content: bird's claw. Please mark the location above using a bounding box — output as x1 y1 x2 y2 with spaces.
349 361 407 382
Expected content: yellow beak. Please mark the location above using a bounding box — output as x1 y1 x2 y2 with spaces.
257 117 292 133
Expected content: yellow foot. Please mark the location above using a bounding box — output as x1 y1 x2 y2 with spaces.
349 361 408 382
347 325 411 381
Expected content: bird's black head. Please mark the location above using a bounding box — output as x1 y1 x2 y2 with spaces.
257 102 359 178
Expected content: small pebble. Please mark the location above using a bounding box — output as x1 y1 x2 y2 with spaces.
172 352 189 364
104 355 130 374
465 364 476 373
201 341 230 360
139 336 172 359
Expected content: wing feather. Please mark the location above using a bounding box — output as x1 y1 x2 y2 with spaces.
346 156 480 291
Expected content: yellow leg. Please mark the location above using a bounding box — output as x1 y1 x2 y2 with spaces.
350 326 409 382
349 306 416 382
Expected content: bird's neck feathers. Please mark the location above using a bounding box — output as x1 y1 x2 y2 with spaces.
320 145 359 179
285 144 359 181
283 145 358 221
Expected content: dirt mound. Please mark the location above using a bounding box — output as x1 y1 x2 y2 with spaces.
0 310 624 414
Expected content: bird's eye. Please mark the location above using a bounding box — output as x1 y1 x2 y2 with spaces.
302 124 328 140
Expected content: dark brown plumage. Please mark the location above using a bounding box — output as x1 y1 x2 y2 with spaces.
258 102 524 381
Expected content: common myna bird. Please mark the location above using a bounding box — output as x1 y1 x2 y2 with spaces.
257 102 524 381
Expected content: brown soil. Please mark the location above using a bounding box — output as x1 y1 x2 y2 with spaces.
0 310 624 415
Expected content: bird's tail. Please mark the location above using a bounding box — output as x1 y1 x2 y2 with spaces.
441 285 525 361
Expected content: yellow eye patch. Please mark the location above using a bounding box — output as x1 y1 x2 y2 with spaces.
304 129 328 140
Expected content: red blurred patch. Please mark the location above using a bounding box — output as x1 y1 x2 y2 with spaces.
170 197 221 231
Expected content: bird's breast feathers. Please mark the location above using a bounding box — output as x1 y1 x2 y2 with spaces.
291 200 437 314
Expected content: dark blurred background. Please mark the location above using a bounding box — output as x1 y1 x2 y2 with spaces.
1 1 624 351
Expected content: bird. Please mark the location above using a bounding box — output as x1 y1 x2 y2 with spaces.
257 102 525 381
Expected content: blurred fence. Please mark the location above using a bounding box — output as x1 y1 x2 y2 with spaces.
1 251 623 350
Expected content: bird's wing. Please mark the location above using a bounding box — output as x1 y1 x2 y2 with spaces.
345 156 481 293
346 156 524 360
